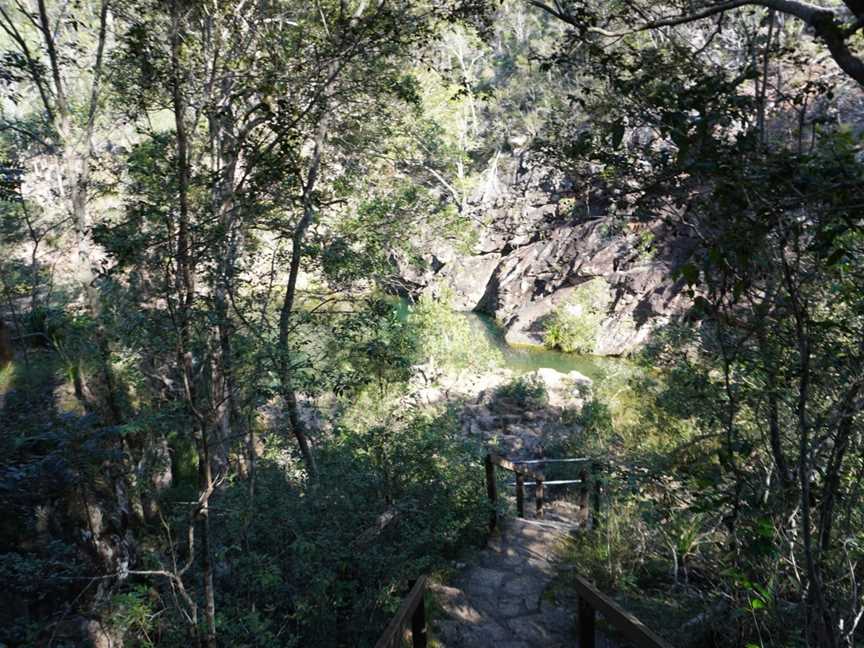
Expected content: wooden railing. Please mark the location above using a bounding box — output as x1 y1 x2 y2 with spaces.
485 453 603 530
511 457 603 529
485 452 547 529
374 576 427 648
375 454 672 648
573 574 673 648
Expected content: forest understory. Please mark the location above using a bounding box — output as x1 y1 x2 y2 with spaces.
1 1 863 646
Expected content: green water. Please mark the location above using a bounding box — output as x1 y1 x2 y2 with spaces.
394 297 627 382
461 311 623 382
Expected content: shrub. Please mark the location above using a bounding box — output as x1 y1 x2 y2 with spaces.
409 287 503 371
543 278 610 354
209 405 488 647
107 586 158 647
577 398 613 436
635 228 656 260
560 497 649 592
493 375 548 409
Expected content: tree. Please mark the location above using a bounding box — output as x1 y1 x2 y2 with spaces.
528 0 864 87
89 1 490 643
525 1 864 644
0 1 122 414
0 0 108 297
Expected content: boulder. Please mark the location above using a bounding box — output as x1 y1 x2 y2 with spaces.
439 368 513 401
438 254 502 310
525 368 592 408
413 387 444 406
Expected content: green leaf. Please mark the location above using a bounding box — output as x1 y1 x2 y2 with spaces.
678 263 699 286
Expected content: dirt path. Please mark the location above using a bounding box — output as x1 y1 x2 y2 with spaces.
431 501 616 647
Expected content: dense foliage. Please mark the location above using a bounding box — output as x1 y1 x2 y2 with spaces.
534 3 864 646
1 0 863 646
543 278 612 354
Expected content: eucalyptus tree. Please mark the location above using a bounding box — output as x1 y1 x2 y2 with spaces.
525 1 864 644
96 1 491 643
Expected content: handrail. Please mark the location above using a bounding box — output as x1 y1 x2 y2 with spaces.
374 576 427 648
485 453 604 531
488 457 666 647
573 574 673 648
508 479 585 487
512 457 592 464
485 452 547 528
375 457 667 648
488 452 545 481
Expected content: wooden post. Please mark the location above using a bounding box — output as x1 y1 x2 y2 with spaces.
485 454 497 532
515 472 525 518
591 461 602 529
411 589 427 648
579 595 596 648
535 477 544 518
578 468 589 527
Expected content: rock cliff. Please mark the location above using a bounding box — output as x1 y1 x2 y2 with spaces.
399 153 694 356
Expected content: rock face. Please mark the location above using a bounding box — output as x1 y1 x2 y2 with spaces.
528 368 591 408
398 154 694 356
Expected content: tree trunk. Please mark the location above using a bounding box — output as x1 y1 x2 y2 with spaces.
210 135 240 472
782 242 836 647
197 426 218 648
171 3 217 644
276 116 329 477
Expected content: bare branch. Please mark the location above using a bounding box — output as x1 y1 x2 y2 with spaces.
36 0 68 115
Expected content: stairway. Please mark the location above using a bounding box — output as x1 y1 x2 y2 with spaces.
430 501 617 647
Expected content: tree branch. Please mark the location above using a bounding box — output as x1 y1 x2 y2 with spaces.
36 0 68 115
527 0 864 87
0 4 56 124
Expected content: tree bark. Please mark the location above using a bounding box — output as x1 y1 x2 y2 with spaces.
781 240 836 647
757 330 793 494
276 116 329 477
171 3 217 645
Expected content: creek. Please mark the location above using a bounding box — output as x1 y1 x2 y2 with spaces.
461 311 624 382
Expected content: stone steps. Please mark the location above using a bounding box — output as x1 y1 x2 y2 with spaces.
431 502 617 647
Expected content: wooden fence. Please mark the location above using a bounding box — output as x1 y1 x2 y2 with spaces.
375 454 672 648
373 576 427 648
485 453 603 530
573 574 673 648
485 452 547 529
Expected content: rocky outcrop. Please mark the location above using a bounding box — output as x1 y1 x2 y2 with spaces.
398 154 694 356
409 363 592 460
